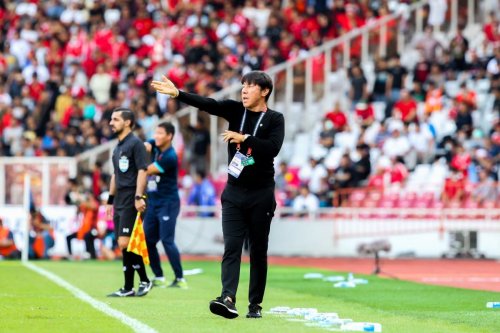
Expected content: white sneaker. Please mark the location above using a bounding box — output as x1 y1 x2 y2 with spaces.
137 281 153 297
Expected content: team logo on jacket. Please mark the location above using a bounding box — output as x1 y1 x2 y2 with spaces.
119 156 129 172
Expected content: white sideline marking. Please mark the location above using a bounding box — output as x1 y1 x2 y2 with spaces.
23 262 158 333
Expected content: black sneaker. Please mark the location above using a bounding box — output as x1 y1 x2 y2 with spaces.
246 304 262 318
107 288 135 297
136 281 153 297
209 296 239 319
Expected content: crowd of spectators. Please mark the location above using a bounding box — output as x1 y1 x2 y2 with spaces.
275 6 500 212
0 0 499 216
0 0 419 161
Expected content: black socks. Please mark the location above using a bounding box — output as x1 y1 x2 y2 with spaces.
122 249 135 291
130 251 150 283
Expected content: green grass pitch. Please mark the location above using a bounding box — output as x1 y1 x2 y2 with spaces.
0 260 498 333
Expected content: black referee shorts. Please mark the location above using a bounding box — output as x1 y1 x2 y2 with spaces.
113 189 138 237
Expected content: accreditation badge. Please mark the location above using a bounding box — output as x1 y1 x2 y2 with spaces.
228 151 246 178
147 175 159 192
119 156 129 172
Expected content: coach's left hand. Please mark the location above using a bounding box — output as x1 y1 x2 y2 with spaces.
135 198 146 213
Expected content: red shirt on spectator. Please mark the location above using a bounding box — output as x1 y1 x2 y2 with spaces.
133 15 155 37
28 81 45 103
393 99 418 123
355 103 374 121
167 66 189 90
390 162 408 184
325 109 347 131
0 112 10 137
450 152 471 174
367 172 386 189
455 90 476 109
443 173 466 202
484 21 500 44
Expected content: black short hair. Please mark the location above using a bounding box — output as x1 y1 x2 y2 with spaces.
113 107 135 128
241 71 273 102
196 169 206 179
157 122 175 136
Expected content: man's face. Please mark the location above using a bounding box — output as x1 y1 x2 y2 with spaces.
241 82 268 109
110 111 127 134
154 127 171 147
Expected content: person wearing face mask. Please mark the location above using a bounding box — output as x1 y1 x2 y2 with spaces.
151 70 285 320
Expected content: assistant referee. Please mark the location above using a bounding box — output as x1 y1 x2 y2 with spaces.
106 108 152 297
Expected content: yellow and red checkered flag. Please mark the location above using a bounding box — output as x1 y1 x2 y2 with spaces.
127 213 149 265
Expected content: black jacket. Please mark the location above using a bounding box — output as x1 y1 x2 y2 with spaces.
177 91 285 189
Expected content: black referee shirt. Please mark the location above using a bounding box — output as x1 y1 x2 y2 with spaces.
112 132 148 191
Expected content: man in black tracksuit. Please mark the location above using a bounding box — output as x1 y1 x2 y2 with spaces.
151 71 285 319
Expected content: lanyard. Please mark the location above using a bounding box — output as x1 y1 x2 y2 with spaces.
237 108 266 156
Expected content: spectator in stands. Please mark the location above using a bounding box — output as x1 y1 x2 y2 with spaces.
89 64 112 106
383 122 411 159
408 122 435 164
450 144 472 176
454 100 474 138
442 167 467 204
387 55 408 103
318 118 336 150
410 81 427 102
426 63 446 88
352 143 371 186
349 64 368 108
292 185 320 217
61 133 82 157
471 168 498 205
2 114 20 155
414 26 443 63
354 102 375 128
329 153 355 205
187 116 211 176
22 58 49 85
371 58 390 103
390 156 409 185
373 121 391 149
424 80 444 114
392 89 418 125
275 161 300 194
325 102 347 132
413 52 431 86
367 156 390 190
455 82 477 109
29 209 54 259
483 11 500 46
449 25 469 72
0 217 20 259
299 157 327 196
486 47 500 77
187 170 217 217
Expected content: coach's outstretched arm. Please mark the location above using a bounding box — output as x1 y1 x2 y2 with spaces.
150 76 238 120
